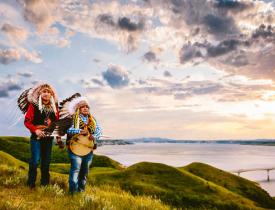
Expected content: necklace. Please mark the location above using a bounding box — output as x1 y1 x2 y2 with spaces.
42 104 54 115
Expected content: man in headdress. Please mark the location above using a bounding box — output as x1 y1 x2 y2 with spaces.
18 82 61 188
58 94 102 194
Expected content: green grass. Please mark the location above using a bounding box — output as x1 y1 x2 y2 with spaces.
0 151 28 169
50 163 70 174
0 136 30 162
182 162 275 209
49 164 120 175
90 167 120 176
92 161 268 209
0 163 169 210
0 185 170 210
92 154 124 170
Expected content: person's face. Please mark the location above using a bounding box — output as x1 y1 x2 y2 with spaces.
40 88 52 103
79 105 89 115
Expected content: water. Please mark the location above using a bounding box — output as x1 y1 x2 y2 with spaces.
96 143 275 196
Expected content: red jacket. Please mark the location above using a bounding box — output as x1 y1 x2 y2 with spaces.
24 103 59 133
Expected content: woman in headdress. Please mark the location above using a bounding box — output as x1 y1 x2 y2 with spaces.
18 82 61 188
57 93 102 194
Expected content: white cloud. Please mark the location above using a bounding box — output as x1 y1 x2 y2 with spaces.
0 48 42 64
1 23 28 44
0 48 21 64
20 0 58 33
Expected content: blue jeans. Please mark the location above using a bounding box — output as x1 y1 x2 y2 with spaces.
68 150 93 193
27 137 53 187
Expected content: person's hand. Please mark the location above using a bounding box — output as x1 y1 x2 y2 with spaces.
35 129 45 138
80 129 88 135
93 143 97 150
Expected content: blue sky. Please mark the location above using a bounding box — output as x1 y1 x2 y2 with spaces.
0 0 275 140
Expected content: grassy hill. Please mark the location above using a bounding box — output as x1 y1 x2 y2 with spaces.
91 161 273 209
183 162 275 208
0 151 28 169
1 136 275 209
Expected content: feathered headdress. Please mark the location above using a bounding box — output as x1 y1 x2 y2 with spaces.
56 93 89 136
56 93 97 136
17 82 58 114
67 96 89 115
58 93 83 118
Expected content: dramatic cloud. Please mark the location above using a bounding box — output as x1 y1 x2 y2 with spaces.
94 12 147 52
0 0 273 94
207 24 275 80
140 0 275 80
177 23 275 79
102 65 130 89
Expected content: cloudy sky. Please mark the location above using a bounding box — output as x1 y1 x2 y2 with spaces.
1 0 275 140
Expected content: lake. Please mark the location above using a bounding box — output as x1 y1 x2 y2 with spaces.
96 143 275 196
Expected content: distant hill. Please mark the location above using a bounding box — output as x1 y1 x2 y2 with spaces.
5 135 273 146
128 137 275 145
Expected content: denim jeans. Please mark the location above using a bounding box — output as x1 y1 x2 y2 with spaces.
68 150 93 193
27 137 53 187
